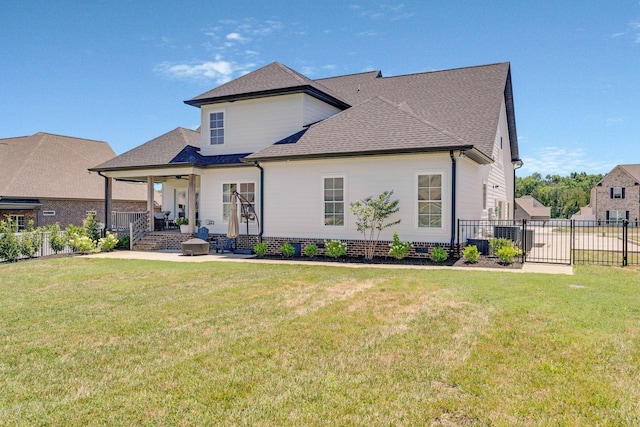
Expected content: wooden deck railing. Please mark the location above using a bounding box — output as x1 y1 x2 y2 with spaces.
129 212 149 250
111 212 147 231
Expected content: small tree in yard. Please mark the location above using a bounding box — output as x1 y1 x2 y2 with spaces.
350 190 400 260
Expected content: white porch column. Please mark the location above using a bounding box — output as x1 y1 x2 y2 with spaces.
188 174 196 234
147 176 155 231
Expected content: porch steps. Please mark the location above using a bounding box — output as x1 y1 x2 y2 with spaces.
132 232 196 251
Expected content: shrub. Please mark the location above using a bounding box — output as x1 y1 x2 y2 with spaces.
325 240 347 258
281 242 295 257
489 238 513 256
174 217 188 226
496 245 522 264
98 232 119 252
69 234 95 254
430 246 448 263
462 245 480 263
388 232 411 260
253 242 268 257
0 219 21 262
115 235 130 250
47 223 68 253
304 244 319 258
83 213 101 243
19 231 42 258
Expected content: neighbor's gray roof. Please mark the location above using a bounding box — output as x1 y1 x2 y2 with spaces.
515 195 551 218
244 62 517 162
91 127 200 171
0 132 147 201
185 62 350 109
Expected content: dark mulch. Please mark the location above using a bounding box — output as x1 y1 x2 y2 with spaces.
261 254 522 269
452 255 523 269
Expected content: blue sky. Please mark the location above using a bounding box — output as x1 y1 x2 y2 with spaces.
2 1 639 176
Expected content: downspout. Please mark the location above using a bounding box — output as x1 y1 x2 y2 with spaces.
254 161 264 242
513 159 524 218
449 151 457 248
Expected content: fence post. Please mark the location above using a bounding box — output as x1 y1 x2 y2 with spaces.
623 219 628 267
523 219 527 262
570 220 574 266
456 219 460 257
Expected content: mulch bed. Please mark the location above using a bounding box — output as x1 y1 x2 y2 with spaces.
261 254 522 269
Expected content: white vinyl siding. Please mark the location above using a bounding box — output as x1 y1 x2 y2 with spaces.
200 94 341 156
261 154 452 243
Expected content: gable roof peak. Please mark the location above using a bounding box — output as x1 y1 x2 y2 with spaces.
184 61 350 109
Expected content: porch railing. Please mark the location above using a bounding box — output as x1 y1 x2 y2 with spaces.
111 212 147 231
129 212 149 250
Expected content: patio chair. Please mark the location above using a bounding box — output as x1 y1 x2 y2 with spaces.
197 227 209 240
214 237 235 254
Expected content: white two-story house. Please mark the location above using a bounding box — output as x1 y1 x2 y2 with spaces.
91 61 521 254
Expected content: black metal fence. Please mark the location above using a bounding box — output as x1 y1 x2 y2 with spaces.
458 219 640 266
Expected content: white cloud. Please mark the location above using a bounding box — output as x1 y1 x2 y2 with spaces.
518 146 615 176
155 58 247 84
358 30 378 37
226 32 247 42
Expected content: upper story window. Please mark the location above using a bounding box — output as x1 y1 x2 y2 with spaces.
210 112 225 145
611 187 625 199
324 177 344 226
418 174 442 228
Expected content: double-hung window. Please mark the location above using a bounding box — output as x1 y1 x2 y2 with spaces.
9 215 25 231
324 177 344 226
223 182 255 222
418 174 442 228
210 111 224 145
611 187 624 199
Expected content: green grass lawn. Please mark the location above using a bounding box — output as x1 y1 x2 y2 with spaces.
1 258 639 425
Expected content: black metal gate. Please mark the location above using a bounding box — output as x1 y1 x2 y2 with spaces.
458 219 640 266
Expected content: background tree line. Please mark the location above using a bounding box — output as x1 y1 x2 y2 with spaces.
515 172 603 218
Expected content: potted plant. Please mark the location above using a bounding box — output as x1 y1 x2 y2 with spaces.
175 217 189 233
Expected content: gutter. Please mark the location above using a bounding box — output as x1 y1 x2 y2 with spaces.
450 150 457 249
254 161 264 242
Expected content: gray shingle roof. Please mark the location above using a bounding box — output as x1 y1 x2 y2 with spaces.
91 127 200 171
0 132 147 201
243 62 517 162
246 96 478 160
185 62 350 109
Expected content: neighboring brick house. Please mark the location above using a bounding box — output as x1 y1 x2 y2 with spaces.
514 195 551 221
590 164 640 225
0 132 149 229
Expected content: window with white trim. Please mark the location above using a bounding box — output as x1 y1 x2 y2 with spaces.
9 215 25 231
608 210 627 224
210 111 225 145
223 182 255 222
418 174 442 228
324 177 344 226
612 187 624 199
